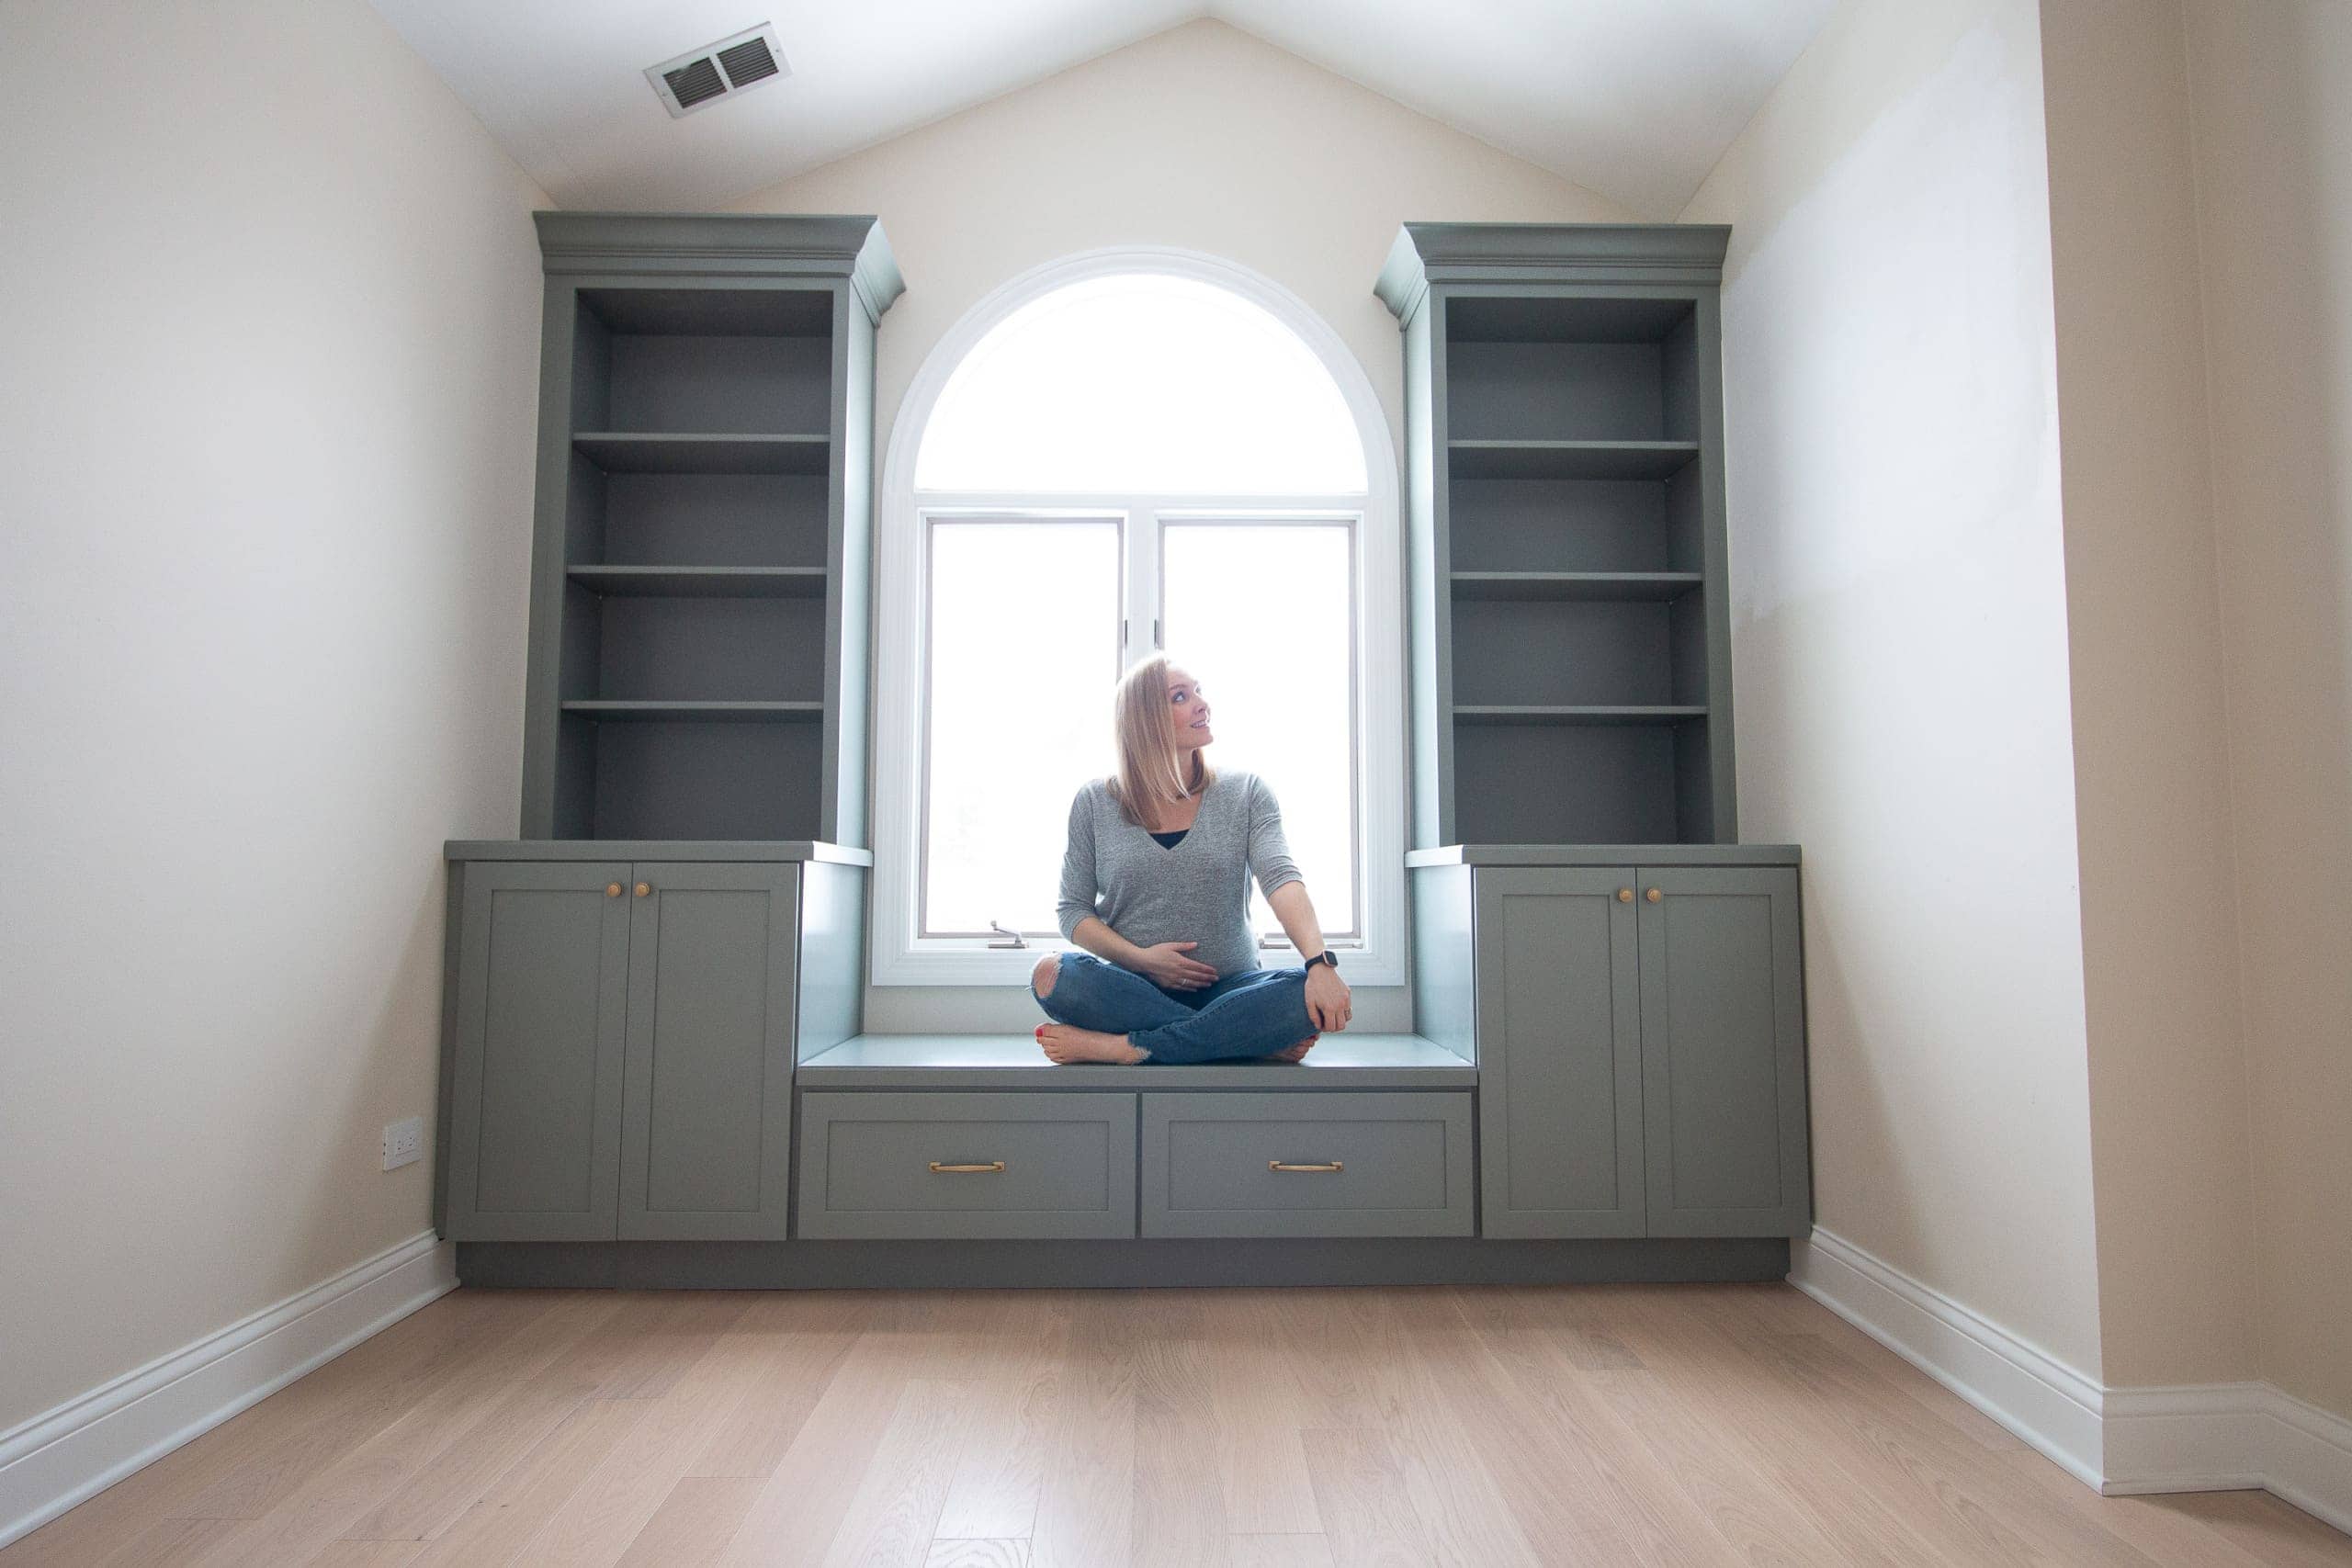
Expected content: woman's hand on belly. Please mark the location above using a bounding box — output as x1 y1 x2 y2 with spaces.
1131 941 1219 990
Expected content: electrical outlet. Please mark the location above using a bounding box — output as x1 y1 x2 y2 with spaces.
382 1116 424 1172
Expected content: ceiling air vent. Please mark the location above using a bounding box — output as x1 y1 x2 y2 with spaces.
645 24 789 119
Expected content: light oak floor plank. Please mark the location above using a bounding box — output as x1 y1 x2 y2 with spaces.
404 1397 655 1568
167 1293 643 1568
925 1540 1031 1568
5 1282 2347 1568
1227 1535 1334 1568
1204 1292 1321 1538
933 1292 1073 1543
613 1473 767 1568
1026 1290 1139 1568
713 1294 944 1568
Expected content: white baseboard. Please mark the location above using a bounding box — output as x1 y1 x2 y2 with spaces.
2102 1382 2269 1495
0 1230 457 1550
1792 1227 2352 1538
2107 1382 2352 1535
2267 1388 2352 1538
1789 1226 2108 1487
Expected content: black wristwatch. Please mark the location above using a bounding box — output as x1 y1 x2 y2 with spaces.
1302 950 1338 973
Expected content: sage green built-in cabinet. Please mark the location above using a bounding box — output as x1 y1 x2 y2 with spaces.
1380 222 1813 1246
521 213 901 844
442 857 807 1242
1636 865 1810 1235
435 214 887 1254
1415 851 1811 1239
425 215 1809 1284
1472 867 1645 1237
618 863 798 1239
444 861 631 1241
1376 223 1737 849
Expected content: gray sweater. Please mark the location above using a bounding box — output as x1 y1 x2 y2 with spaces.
1056 768 1304 977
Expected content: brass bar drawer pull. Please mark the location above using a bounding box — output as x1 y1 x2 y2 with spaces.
928 1161 1005 1174
1270 1160 1343 1173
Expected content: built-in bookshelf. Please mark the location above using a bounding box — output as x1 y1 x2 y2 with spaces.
1377 223 1736 847
520 214 901 844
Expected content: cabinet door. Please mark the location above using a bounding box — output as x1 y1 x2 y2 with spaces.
1636 865 1810 1235
445 862 631 1241
618 862 798 1240
1474 867 1645 1237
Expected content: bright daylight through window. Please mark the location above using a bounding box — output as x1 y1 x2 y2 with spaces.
915 273 1367 952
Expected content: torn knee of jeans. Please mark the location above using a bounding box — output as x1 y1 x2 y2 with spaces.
1030 953 1060 997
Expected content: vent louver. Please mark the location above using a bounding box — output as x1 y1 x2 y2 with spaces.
645 24 789 119
662 57 728 112
716 37 782 87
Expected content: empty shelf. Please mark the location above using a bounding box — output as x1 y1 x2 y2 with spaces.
1448 440 1700 480
566 566 828 597
1450 571 1704 602
571 433 831 474
560 700 824 723
1453 705 1709 726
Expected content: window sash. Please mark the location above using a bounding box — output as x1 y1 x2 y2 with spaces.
1157 513 1363 942
917 510 1123 941
914 497 1367 948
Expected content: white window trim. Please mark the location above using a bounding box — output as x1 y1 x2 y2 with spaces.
870 247 1407 987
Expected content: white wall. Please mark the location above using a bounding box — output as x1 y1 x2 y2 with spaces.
2183 0 2352 1423
1681 0 2107 1374
730 17 1634 1033
2037 0 2256 1391
0 0 545 1436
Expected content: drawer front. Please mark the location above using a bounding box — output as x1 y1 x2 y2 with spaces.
797 1092 1137 1240
1140 1091 1475 1238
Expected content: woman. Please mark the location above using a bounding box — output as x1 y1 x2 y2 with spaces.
1031 653 1352 1065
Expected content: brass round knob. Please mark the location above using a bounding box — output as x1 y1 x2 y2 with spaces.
1645 887 1663 903
605 882 622 897
1616 888 1634 903
634 882 651 898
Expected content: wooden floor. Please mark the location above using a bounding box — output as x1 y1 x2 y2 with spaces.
6 1283 2347 1567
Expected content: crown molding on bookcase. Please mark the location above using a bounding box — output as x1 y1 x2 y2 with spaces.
531 211 906 321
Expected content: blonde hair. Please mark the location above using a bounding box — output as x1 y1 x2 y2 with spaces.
1105 652 1216 829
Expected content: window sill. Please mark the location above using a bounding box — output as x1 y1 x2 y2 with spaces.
872 941 1401 988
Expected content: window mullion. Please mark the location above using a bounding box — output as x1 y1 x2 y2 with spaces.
1128 499 1159 659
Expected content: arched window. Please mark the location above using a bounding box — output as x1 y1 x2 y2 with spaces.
872 252 1404 988
915 274 1365 493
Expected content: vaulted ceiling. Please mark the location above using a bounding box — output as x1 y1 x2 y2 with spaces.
368 0 1835 220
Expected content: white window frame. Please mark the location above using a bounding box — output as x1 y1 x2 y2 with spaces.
870 247 1406 987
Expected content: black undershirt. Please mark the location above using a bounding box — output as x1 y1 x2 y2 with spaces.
1149 829 1188 848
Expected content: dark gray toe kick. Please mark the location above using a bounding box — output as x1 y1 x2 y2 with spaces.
455 1236 1791 1291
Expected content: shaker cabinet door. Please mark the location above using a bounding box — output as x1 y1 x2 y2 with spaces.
1474 867 1646 1237
445 862 632 1241
1636 866 1810 1235
617 863 799 1240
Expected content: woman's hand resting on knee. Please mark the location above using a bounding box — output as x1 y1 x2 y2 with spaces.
1306 964 1352 1031
1131 940 1219 991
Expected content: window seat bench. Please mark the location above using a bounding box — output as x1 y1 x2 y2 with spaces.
795 1032 1476 1089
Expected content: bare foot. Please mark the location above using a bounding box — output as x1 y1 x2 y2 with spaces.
1036 1023 1148 1065
1269 1032 1321 1064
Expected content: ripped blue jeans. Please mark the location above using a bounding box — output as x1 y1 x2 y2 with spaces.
1031 951 1316 1064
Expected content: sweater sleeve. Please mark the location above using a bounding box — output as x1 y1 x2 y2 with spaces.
1245 773 1304 901
1055 784 1101 942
